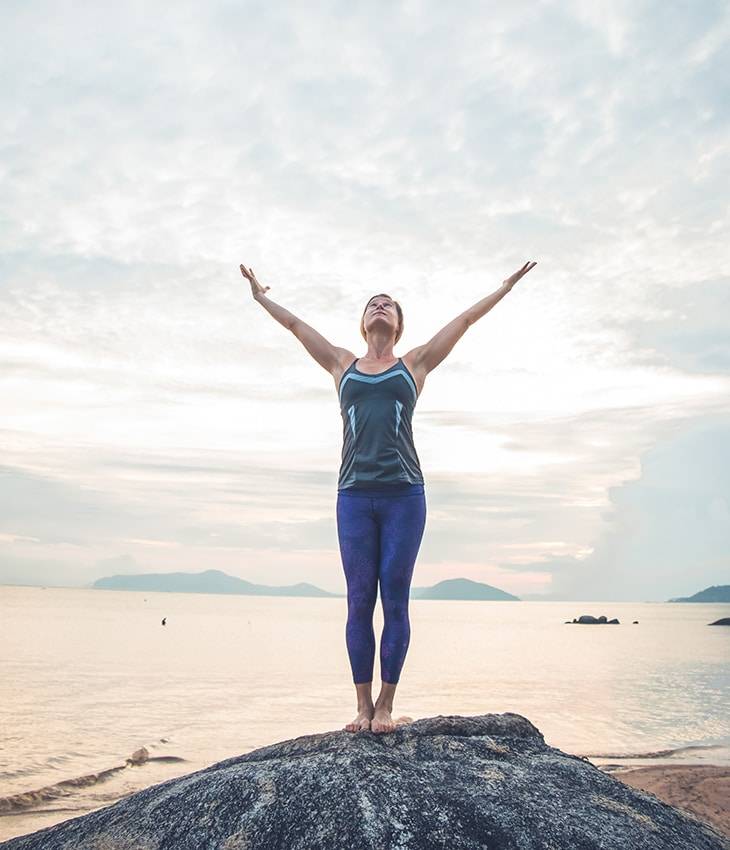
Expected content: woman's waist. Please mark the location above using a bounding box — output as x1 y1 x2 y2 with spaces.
337 482 424 498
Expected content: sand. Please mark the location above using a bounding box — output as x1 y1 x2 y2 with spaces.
615 764 730 838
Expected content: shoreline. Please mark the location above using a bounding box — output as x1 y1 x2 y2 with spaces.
612 763 730 838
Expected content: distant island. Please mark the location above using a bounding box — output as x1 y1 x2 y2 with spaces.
667 584 730 603
410 577 520 601
92 569 338 598
91 570 520 601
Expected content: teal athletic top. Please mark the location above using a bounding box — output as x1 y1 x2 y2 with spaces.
337 357 425 490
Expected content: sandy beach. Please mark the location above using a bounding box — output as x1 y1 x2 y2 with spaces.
615 764 730 838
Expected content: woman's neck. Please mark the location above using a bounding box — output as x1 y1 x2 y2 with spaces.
363 333 395 361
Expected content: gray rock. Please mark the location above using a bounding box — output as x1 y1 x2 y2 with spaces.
3 713 728 850
572 615 620 624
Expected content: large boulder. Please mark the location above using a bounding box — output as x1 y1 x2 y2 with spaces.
2 713 727 850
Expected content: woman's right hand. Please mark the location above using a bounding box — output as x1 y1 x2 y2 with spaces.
240 264 271 300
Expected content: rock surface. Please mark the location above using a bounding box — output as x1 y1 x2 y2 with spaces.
3 713 728 850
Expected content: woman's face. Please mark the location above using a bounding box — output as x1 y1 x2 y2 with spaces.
365 296 398 338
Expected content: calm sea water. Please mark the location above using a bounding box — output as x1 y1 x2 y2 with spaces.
1 585 729 842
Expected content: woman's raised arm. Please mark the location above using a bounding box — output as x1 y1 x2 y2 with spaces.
240 263 346 374
406 261 537 376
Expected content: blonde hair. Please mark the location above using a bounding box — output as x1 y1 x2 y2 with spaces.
360 293 403 344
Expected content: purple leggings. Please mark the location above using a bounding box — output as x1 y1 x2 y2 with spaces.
336 483 427 684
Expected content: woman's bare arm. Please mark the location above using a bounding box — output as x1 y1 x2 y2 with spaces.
406 261 537 376
241 264 347 374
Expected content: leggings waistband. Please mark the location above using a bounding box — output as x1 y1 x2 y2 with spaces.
337 483 425 498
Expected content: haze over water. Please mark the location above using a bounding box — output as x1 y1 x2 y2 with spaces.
1 585 729 841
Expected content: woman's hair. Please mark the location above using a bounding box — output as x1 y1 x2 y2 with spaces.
360 293 403 344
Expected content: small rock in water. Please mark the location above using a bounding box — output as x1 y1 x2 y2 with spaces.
126 747 149 766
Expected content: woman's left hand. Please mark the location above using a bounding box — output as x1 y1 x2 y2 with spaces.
503 261 537 291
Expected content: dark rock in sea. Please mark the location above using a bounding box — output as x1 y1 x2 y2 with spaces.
570 615 620 624
126 747 149 766
3 713 728 850
709 617 730 626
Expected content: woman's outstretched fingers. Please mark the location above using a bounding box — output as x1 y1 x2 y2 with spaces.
503 260 537 290
240 263 271 299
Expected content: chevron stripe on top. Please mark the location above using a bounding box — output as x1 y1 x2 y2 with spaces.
338 368 417 404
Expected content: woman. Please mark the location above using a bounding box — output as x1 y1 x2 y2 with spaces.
240 260 537 734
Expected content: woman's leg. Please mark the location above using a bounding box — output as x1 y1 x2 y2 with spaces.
336 491 380 730
372 489 427 731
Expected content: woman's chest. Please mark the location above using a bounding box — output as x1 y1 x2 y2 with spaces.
339 369 418 408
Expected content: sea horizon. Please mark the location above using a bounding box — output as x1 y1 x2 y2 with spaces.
0 579 718 604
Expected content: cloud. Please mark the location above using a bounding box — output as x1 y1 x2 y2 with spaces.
611 277 730 375
515 419 730 601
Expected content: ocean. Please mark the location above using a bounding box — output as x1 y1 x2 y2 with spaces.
1 585 729 842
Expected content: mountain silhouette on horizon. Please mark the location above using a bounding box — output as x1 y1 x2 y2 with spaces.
91 569 336 598
410 577 520 600
90 570 520 600
667 584 730 603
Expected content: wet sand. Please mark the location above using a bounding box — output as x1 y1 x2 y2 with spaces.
615 764 730 838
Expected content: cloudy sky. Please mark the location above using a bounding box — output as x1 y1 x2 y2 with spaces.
2 0 728 601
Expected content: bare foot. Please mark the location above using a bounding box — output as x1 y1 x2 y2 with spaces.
371 705 396 734
344 706 374 733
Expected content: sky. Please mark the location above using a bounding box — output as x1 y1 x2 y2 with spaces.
1 0 729 601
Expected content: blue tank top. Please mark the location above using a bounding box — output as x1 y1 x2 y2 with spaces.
337 357 425 490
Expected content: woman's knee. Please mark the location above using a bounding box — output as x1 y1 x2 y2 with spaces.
347 592 377 623
380 597 410 625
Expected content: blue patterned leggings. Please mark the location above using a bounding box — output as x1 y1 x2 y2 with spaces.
336 483 427 684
